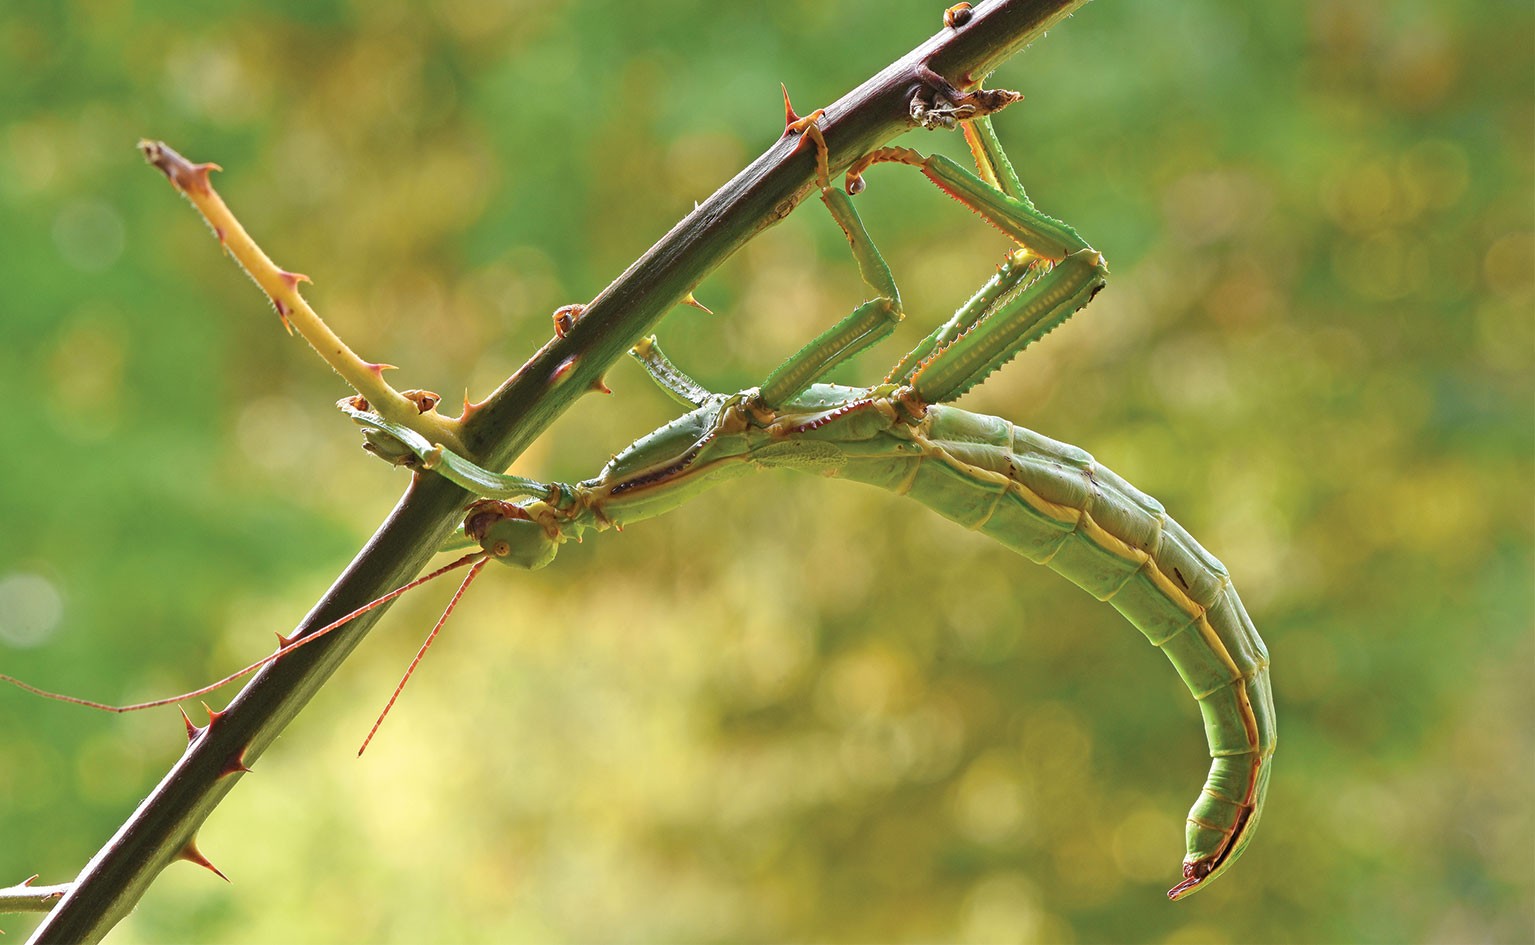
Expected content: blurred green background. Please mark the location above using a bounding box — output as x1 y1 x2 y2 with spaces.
1 1 1530 942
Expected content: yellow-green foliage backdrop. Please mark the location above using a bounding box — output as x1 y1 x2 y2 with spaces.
2 1 1530 942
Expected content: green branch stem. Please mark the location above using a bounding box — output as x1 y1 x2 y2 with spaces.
24 2 1088 940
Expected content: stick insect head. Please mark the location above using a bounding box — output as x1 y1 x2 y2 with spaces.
463 499 560 571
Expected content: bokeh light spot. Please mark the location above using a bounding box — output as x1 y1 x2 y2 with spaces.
52 200 125 272
0 572 64 648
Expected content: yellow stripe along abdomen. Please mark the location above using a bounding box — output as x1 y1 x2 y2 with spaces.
830 402 1276 896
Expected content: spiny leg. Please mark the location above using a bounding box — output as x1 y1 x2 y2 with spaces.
846 110 1108 405
885 243 1039 386
628 336 719 409
338 399 554 501
960 111 1029 208
846 139 1086 263
757 91 905 408
911 248 1105 404
881 105 1043 385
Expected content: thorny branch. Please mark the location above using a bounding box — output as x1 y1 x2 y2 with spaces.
21 2 1088 940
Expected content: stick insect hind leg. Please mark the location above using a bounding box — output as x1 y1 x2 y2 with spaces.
700 85 1044 410
840 101 1109 406
763 69 1107 409
841 90 1273 898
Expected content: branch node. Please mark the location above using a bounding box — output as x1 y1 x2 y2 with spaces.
401 390 442 413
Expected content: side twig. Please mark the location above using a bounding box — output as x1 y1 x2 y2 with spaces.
137 141 469 455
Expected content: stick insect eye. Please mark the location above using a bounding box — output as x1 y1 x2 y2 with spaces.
463 500 559 571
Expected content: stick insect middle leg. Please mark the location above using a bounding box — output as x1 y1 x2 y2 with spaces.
754 91 907 409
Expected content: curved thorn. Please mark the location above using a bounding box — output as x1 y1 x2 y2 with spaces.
176 837 229 883
219 751 253 778
178 706 201 743
780 82 800 129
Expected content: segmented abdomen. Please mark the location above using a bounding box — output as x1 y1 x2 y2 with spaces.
834 404 1276 868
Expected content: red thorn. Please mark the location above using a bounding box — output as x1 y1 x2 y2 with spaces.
179 706 203 743
20 875 38 888
278 269 311 288
203 702 227 727
588 376 611 395
219 750 253 778
213 225 226 245
781 83 800 129
177 837 230 882
274 629 296 648
458 392 487 423
187 161 221 195
364 362 399 376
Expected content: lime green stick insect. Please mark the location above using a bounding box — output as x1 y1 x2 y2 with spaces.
342 97 1277 899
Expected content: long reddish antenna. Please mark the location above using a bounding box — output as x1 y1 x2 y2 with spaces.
357 554 489 756
0 552 488 714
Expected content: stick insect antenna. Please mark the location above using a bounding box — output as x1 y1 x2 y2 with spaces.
0 552 489 715
357 554 489 756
